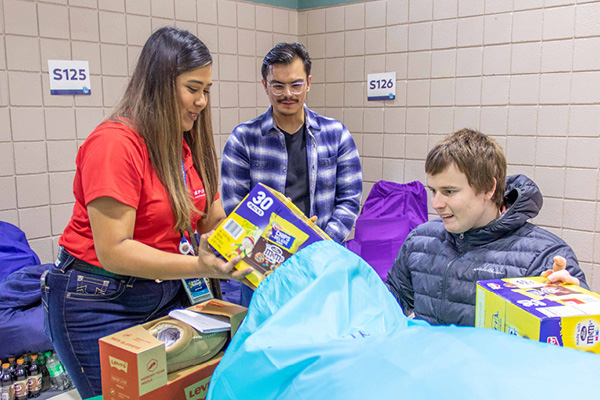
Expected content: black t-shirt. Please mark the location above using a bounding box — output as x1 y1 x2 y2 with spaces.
282 125 311 217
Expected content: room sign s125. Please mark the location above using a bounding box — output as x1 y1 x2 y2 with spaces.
47 60 91 95
367 72 396 101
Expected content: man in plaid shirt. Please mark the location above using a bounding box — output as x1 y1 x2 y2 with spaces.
221 43 362 247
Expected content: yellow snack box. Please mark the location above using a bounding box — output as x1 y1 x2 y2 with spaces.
476 276 600 354
209 183 330 288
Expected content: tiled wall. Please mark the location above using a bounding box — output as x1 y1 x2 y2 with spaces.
2 0 600 291
297 0 600 291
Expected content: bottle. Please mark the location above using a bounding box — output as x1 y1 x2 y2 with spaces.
7 360 15 381
13 360 27 400
1 363 15 400
45 353 68 392
26 356 41 398
34 354 50 393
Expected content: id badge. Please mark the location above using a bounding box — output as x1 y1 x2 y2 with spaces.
181 277 214 305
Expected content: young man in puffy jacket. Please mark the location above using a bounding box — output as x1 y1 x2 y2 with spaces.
386 129 588 326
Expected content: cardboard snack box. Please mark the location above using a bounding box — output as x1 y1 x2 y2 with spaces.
476 276 600 353
208 183 331 288
99 299 247 400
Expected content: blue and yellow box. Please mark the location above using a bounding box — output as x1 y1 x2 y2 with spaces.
476 276 600 353
209 183 330 288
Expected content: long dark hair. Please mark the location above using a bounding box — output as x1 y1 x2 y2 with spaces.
110 27 217 232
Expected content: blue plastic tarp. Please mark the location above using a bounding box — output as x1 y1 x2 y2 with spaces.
208 241 600 399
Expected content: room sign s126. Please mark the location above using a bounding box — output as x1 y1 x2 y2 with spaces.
47 60 91 95
367 72 396 101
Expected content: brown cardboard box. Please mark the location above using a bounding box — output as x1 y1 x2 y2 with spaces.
99 299 247 400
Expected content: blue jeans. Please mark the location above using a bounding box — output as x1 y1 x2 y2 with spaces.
42 248 184 398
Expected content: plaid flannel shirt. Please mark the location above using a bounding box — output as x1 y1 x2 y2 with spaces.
221 105 362 243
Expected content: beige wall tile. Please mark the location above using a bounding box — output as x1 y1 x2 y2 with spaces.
563 200 596 231
4 0 38 36
576 2 600 37
39 3 70 39
307 82 324 107
198 24 218 53
45 108 76 140
511 42 541 74
126 15 152 46
273 8 289 34
197 0 217 24
69 0 98 8
563 230 594 264
386 25 407 53
431 49 456 78
534 166 566 198
383 132 405 157
325 6 344 33
363 133 383 157
344 82 363 107
508 106 537 135
481 76 509 105
455 77 481 106
533 196 563 227
151 0 174 18
219 54 238 81
539 73 571 104
364 54 385 75
344 56 363 82
407 79 430 106
432 19 457 49
456 47 482 77
307 9 325 34
566 137 600 168
513 0 544 11
430 78 454 106
255 5 273 32
8 72 43 106
17 174 50 207
343 108 362 133
325 58 344 83
429 107 454 134
29 237 55 263
405 134 429 159
363 107 383 133
543 5 575 40
538 105 569 136
512 10 543 42
51 203 74 235
569 105 600 137
459 0 483 17
14 142 47 174
70 7 100 42
387 0 408 25
410 0 433 22
217 0 236 27
47 140 77 172
237 2 255 29
509 75 540 105
19 206 51 239
453 107 480 130
506 135 537 165
0 109 10 141
565 168 598 200
457 16 483 46
573 37 600 71
344 3 364 30
484 12 511 45
362 157 383 182
483 44 511 75
382 158 404 183
326 32 344 58
100 44 128 76
126 0 150 15
72 41 101 76
406 107 428 133
238 56 257 82
409 22 432 52
75 108 104 139
481 107 508 135
0 177 17 211
365 1 386 28
0 143 15 176
219 107 238 135
101 76 127 107
433 0 457 19
311 59 325 82
297 10 307 35
49 171 76 205
572 72 600 103
385 53 407 79
404 159 425 183
407 52 431 79
11 108 45 141
5 36 40 72
219 26 238 54
535 137 567 166
238 82 256 108
541 40 573 72
98 12 127 45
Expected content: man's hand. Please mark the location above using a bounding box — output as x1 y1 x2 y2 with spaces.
541 256 580 286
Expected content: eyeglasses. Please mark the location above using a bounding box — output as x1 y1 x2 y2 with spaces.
268 81 306 96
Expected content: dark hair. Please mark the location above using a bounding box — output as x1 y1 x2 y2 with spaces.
110 27 217 232
425 129 507 209
261 42 312 80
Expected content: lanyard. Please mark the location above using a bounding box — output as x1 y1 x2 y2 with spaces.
179 160 195 255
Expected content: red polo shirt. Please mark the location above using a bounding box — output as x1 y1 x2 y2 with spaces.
60 121 217 267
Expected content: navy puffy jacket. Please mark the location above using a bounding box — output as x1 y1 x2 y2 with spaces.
386 174 589 326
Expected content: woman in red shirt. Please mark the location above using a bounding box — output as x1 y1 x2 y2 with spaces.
42 27 251 398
